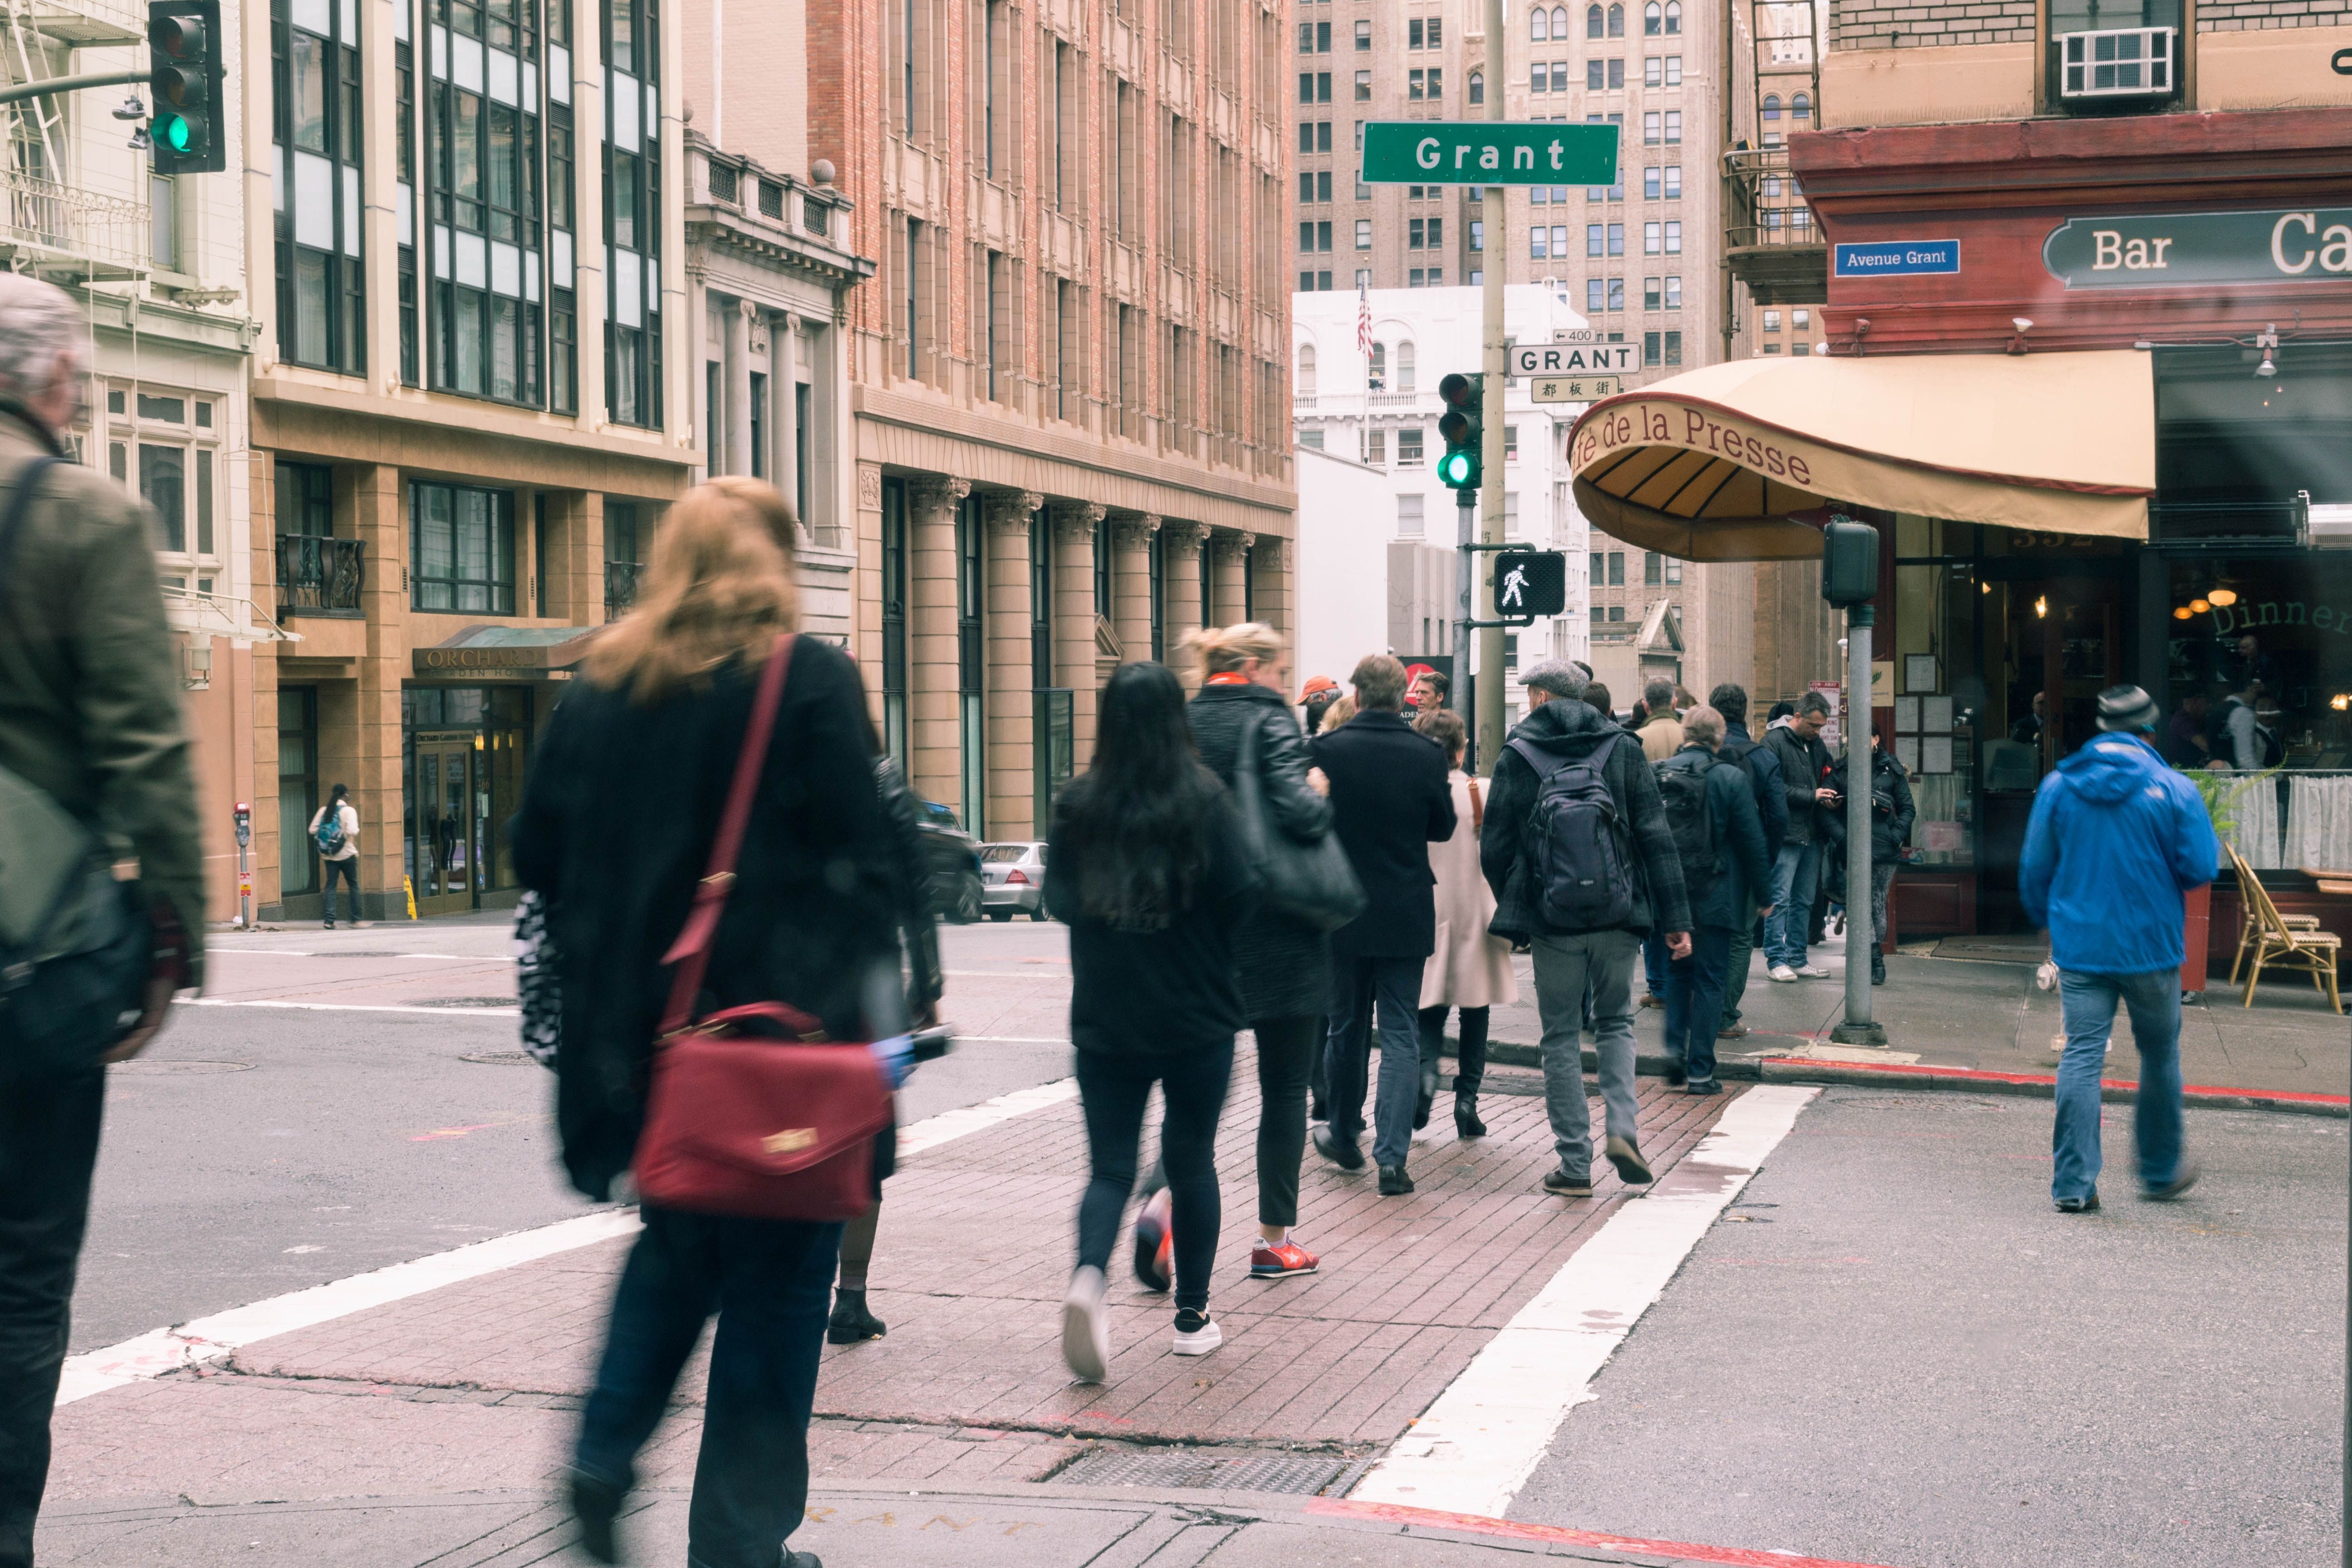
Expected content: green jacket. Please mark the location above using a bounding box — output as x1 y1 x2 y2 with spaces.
0 404 206 986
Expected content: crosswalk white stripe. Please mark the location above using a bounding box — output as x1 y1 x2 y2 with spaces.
1349 1084 1820 1519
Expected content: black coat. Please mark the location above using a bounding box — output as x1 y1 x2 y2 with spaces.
1762 720 1833 846
511 637 903 1201
1658 744 1773 931
1187 680 1333 1020
1309 710 1457 960
1820 748 1918 864
1480 696 1692 941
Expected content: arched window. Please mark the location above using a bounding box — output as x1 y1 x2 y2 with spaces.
1552 5 1569 36
1791 91 1812 122
1296 343 1317 399
1396 340 1417 394
1587 3 1603 38
1607 2 1624 36
1468 69 1485 105
1531 5 1548 40
1644 0 1661 34
1762 93 1781 121
1664 0 1681 33
1368 342 1387 390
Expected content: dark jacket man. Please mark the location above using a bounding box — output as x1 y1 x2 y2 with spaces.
1658 741 1773 931
1481 695 1691 943
1310 708 1455 959
1718 719 1788 859
1821 746 1918 866
1761 712 1833 846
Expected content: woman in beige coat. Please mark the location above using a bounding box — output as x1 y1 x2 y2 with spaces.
1410 709 1519 1138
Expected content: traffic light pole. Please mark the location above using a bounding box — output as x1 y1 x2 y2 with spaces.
0 69 149 110
1476 0 1509 776
1455 490 1477 764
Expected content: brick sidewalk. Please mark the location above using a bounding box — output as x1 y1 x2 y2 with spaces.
48 1047 1735 1514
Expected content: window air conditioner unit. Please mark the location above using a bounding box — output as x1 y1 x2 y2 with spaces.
2058 27 2175 99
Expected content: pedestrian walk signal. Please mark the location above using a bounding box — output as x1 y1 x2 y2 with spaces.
149 0 224 174
1437 372 1484 490
1493 549 1567 620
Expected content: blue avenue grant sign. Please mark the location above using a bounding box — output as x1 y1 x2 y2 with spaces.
1831 240 1962 278
1360 122 1618 186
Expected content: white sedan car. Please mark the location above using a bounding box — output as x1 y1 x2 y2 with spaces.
978 842 1048 920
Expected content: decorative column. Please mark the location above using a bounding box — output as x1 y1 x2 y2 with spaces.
1052 501 1105 772
1110 513 1159 669
1162 521 1207 693
771 312 800 519
907 476 969 812
1249 535 1292 661
724 299 755 478
984 490 1042 839
1211 529 1254 628
351 465 409 922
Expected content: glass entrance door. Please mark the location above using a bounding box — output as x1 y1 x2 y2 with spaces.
409 731 477 915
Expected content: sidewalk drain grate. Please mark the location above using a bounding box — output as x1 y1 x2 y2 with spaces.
1052 1449 1353 1495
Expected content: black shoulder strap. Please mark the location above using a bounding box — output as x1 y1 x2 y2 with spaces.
0 456 61 594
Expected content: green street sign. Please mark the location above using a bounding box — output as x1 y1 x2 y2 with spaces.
2043 207 2352 289
1361 121 1617 186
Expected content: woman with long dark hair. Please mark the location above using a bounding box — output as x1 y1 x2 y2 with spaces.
514 475 900 1568
1051 662 1261 1380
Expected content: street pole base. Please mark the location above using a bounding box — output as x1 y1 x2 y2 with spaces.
1829 1020 1891 1047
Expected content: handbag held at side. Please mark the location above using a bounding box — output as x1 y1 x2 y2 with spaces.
1235 712 1365 932
632 633 895 1222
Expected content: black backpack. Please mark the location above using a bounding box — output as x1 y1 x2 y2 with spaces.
1653 751 1720 905
1508 733 1637 931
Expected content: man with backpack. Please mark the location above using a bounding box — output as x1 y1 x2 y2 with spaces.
309 783 362 928
1483 661 1690 1197
1706 684 1785 1040
1760 692 1837 982
1653 707 1774 1095
0 275 202 1568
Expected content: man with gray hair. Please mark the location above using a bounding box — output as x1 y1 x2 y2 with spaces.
1482 659 1690 1196
0 273 203 1567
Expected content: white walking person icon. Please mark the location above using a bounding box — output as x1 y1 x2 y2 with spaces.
1499 561 1528 611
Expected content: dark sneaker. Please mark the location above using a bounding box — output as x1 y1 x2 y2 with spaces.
1543 1168 1594 1198
1313 1125 1365 1171
2054 1190 2101 1214
1414 1086 1434 1130
1662 1055 1688 1088
783 1548 825 1568
2141 1163 2200 1202
1377 1164 1414 1195
826 1289 886 1344
1250 1238 1320 1278
1685 1079 1724 1096
1604 1136 1655 1185
1454 1097 1486 1138
569 1467 625 1565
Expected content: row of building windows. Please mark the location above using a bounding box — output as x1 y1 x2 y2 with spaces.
1300 218 1452 252
1299 16 1445 51
1530 1 1683 39
1526 56 1682 92
1588 549 1682 588
1529 221 1681 259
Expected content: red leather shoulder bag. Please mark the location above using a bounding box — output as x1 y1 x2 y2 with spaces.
632 633 895 1221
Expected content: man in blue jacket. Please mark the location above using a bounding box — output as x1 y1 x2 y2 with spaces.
2020 685 2220 1213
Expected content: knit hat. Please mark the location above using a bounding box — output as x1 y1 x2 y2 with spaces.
2095 684 2160 733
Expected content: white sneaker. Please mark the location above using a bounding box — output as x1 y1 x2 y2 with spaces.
1171 1311 1223 1357
1794 965 1833 979
1767 964 1800 983
1063 1265 1110 1383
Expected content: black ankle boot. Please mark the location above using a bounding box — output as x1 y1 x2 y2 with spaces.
827 1288 886 1344
1870 943 1886 985
1454 1095 1486 1138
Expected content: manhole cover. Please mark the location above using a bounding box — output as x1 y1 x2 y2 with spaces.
112 1059 254 1074
1051 1449 1357 1496
461 1051 539 1066
413 997 518 1009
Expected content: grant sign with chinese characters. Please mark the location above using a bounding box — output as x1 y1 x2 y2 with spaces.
1529 376 1620 404
2043 207 2352 288
1361 122 1618 186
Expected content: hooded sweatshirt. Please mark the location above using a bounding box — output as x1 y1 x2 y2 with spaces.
2019 730 2219 975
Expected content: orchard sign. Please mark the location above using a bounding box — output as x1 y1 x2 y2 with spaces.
2044 206 2352 289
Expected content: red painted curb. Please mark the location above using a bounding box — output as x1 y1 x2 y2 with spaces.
1756 1055 2351 1107
1305 1498 1909 1568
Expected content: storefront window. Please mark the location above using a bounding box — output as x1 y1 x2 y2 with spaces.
411 481 517 612
401 683 533 911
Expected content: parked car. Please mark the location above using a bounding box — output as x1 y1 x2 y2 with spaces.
978 842 1049 920
917 800 985 923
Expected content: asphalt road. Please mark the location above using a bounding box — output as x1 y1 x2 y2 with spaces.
70 914 1078 1352
1509 1086 2348 1568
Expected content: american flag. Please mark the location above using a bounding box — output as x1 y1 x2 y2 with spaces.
1356 282 1373 358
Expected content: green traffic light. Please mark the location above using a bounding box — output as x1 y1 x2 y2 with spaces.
158 113 192 152
1438 451 1477 487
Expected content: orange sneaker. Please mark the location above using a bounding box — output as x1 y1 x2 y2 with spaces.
1131 1189 1173 1292
1249 1238 1320 1279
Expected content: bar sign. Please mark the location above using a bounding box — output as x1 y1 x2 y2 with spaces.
1832 240 1961 277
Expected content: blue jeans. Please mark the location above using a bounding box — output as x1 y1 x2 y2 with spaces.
576 1206 842 1568
1764 842 1819 969
2052 969 2185 1203
1325 955 1424 1169
1665 926 1732 1085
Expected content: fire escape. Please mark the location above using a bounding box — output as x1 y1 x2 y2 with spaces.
1722 0 1825 308
2 0 152 282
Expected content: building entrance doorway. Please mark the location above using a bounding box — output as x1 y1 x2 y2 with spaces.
408 730 482 915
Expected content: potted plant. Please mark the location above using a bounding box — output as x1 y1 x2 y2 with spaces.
2181 767 2278 994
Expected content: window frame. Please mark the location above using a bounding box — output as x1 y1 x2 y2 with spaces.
409 479 518 614
272 0 368 375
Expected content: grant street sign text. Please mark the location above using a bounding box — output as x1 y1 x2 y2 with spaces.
1512 343 1637 375
1529 376 1620 402
1362 122 1618 186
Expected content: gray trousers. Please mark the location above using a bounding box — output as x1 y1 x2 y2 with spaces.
1529 929 1644 1179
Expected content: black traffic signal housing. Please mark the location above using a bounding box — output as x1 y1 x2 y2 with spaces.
1821 515 1879 608
1436 372 1483 490
149 0 225 175
1492 549 1568 621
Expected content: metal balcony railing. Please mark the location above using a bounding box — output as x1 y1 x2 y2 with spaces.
0 170 149 279
275 535 365 613
1722 144 1827 306
605 559 643 619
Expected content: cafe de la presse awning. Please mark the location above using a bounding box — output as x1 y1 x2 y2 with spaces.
1568 350 2156 562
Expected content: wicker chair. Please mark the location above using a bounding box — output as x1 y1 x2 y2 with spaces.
2224 843 2343 1014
